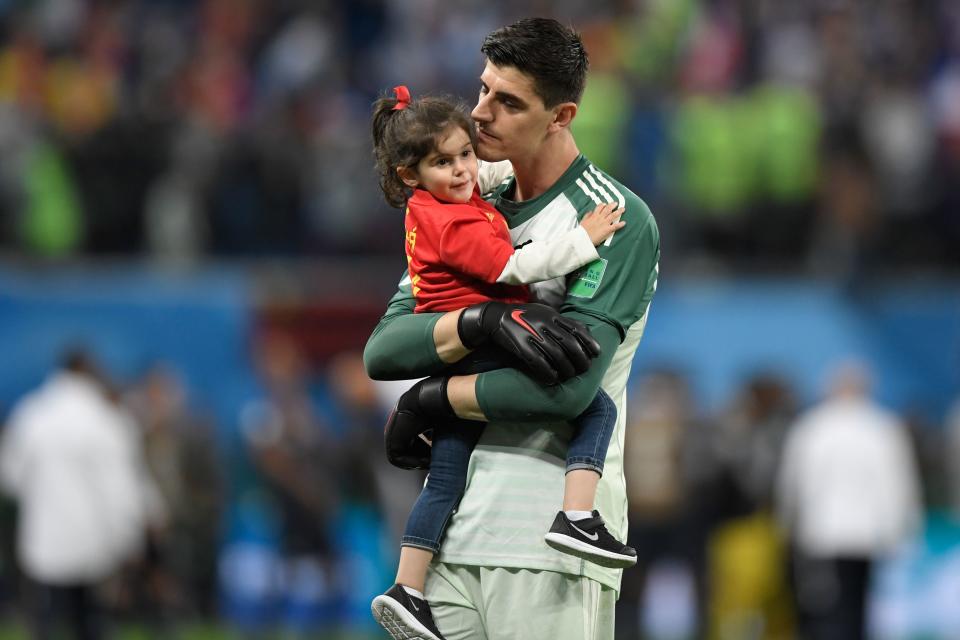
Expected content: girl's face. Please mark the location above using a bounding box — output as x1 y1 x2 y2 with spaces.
399 126 478 204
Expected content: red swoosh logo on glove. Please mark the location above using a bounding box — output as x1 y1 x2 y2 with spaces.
510 310 543 341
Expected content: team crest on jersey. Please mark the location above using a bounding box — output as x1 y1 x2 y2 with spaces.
569 258 607 299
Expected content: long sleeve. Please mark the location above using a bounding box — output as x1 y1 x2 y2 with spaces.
363 272 622 422
474 312 622 421
363 276 448 380
496 226 598 285
478 160 514 194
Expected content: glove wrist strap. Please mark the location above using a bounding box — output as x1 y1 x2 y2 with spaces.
417 376 455 419
457 303 490 349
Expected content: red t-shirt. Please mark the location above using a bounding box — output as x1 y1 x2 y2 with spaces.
404 188 529 313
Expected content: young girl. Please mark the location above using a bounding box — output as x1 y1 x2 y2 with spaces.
369 86 636 640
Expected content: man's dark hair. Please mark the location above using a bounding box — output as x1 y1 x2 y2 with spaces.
481 18 589 107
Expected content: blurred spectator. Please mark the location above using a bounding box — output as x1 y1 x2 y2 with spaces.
617 370 718 640
807 142 878 280
324 350 408 623
0 349 156 640
708 374 797 639
946 400 960 519
239 333 339 632
716 374 795 515
777 360 922 640
142 122 218 266
325 350 422 546
571 22 631 177
124 363 224 624
0 0 954 272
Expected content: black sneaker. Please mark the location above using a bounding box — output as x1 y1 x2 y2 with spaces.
544 511 638 569
371 583 446 640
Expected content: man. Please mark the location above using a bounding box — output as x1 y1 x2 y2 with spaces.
364 18 659 639
777 361 921 640
0 349 156 640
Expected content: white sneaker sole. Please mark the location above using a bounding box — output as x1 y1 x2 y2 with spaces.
544 532 638 569
371 594 443 640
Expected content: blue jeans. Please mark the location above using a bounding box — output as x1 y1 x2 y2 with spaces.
401 388 617 552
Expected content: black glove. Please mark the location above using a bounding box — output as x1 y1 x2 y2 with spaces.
457 302 601 385
383 377 453 470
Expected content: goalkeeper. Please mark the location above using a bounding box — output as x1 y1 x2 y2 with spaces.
368 84 636 640
364 17 660 640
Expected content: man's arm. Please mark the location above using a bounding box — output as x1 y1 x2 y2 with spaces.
363 281 468 380
364 274 601 383
379 196 657 467
449 198 660 422
448 311 619 421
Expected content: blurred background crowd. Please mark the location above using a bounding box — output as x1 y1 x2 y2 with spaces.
0 0 958 274
0 0 958 638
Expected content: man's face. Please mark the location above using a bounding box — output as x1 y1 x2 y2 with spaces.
471 61 556 163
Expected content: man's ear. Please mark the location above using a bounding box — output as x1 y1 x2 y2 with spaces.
548 102 578 132
397 166 419 189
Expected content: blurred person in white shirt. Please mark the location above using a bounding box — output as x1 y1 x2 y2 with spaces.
776 360 922 640
0 349 158 640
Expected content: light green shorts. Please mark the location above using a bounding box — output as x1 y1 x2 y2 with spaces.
425 562 615 639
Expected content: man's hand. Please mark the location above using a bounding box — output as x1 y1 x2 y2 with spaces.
383 377 451 470
457 302 601 385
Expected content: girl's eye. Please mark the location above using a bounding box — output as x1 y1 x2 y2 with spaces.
461 150 472 158
436 158 449 166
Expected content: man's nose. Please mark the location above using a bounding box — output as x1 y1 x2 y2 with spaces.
471 94 491 122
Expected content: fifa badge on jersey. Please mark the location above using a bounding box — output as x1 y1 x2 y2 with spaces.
569 258 607 299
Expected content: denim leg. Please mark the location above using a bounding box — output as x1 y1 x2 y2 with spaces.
401 419 484 552
566 388 617 475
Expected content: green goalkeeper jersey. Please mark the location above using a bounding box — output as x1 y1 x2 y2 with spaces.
367 154 659 594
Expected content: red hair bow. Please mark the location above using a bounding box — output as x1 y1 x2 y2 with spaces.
392 85 411 110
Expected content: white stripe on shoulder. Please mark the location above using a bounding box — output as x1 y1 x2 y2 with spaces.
583 169 614 204
588 165 625 208
575 178 602 205
399 274 411 287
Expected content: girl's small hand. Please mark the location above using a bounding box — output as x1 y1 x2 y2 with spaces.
580 203 626 246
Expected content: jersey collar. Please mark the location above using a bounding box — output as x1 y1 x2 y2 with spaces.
493 154 590 228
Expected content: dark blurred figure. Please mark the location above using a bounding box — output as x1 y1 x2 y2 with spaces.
777 361 922 640
708 373 797 639
240 333 340 627
325 351 421 619
946 400 960 521
124 363 225 629
0 349 154 640
327 352 388 515
716 374 795 512
807 141 879 282
326 351 425 544
616 369 717 640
